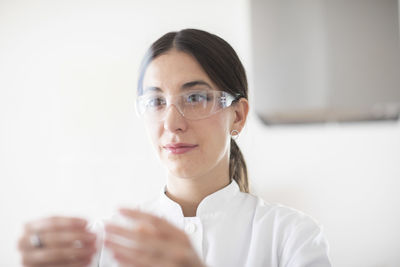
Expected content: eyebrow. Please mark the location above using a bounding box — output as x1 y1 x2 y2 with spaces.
181 80 212 90
143 80 213 94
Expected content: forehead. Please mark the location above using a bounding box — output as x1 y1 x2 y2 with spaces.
142 50 216 92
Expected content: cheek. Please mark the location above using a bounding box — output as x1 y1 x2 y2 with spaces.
198 114 231 158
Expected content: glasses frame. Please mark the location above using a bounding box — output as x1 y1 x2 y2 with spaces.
135 89 241 121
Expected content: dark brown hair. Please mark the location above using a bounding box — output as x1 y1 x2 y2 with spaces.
137 29 249 193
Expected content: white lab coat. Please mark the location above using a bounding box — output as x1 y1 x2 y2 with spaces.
90 179 331 267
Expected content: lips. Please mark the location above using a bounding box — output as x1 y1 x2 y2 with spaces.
163 143 198 155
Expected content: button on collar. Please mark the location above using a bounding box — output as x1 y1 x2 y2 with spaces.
185 222 197 234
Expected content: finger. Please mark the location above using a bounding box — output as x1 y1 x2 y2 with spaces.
118 208 187 241
22 246 96 266
25 217 88 234
104 239 155 267
104 223 158 253
22 258 93 267
20 230 97 251
119 264 148 267
42 257 93 267
106 237 195 267
105 223 190 262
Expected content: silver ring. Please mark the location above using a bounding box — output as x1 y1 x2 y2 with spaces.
29 233 43 248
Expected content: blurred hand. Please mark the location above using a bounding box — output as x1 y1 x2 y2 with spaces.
105 208 206 267
18 216 97 267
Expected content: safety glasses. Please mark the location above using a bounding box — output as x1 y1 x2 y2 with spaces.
136 90 240 121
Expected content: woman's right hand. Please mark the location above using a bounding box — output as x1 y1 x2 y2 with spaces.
18 216 97 267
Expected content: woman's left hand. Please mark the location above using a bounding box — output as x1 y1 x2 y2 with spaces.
104 208 206 267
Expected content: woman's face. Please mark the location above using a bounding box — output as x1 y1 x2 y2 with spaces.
141 49 240 179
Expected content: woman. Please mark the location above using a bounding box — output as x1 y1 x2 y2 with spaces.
18 29 331 267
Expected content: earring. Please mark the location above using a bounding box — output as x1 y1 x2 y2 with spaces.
230 129 239 140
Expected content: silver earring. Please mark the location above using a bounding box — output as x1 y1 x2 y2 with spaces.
230 129 239 140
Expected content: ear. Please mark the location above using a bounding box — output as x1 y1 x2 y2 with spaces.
231 98 249 133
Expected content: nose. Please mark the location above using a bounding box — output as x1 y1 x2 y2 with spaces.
163 104 187 133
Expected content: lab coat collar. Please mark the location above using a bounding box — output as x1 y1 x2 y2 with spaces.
159 179 240 218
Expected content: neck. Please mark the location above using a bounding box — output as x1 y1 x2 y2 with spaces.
165 168 230 217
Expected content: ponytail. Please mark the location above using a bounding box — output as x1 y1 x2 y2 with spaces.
229 139 249 193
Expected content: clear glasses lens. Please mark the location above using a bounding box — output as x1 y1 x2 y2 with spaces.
136 90 238 121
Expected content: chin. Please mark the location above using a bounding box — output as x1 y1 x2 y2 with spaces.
166 162 204 179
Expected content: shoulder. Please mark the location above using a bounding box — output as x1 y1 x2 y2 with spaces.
237 192 328 248
240 192 323 230
241 193 331 266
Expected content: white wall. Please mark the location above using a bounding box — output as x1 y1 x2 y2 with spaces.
0 1 399 266
241 117 400 267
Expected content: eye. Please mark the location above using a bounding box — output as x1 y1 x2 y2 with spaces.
186 92 209 104
145 96 166 108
